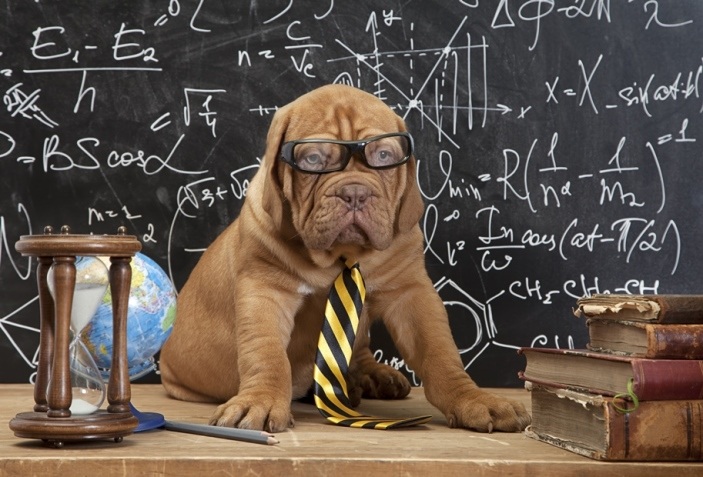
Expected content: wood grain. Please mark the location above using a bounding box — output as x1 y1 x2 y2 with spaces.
2 385 701 476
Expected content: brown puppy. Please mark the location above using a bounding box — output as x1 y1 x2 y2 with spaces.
160 84 530 433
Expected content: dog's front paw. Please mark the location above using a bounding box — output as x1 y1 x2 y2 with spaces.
209 393 293 432
445 390 531 433
348 362 411 407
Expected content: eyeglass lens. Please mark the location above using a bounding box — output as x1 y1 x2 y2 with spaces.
292 135 410 172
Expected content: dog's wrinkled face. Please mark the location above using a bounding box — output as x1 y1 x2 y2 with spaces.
290 135 402 251
262 85 423 256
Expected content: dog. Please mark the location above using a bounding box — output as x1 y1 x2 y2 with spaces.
160 84 531 433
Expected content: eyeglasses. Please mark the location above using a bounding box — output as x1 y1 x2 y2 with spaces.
280 132 413 174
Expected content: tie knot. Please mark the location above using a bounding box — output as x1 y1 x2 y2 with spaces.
343 258 359 271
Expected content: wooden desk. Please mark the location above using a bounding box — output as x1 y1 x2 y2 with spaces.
1 384 700 476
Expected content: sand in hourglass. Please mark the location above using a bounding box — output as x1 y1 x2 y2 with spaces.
69 283 108 415
70 395 102 414
71 283 108 333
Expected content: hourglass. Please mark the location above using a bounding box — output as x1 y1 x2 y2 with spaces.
47 256 108 416
10 226 141 447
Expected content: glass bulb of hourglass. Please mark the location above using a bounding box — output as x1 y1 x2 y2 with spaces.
47 256 109 415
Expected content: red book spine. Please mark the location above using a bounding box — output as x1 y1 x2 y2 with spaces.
633 360 703 400
519 348 703 400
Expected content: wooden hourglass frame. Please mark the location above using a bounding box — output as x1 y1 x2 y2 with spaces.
10 225 141 447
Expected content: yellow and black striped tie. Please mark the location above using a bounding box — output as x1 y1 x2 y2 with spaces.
313 259 432 429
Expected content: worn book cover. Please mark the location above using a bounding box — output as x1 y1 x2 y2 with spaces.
587 319 703 359
518 347 703 400
525 382 703 461
574 294 703 324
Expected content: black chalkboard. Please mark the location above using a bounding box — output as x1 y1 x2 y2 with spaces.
1 1 701 387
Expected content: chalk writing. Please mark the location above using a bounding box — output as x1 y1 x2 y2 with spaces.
0 1 701 387
3 83 57 128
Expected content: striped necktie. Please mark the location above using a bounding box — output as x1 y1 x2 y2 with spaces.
313 259 432 429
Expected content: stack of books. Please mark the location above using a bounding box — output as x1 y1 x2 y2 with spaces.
520 294 703 461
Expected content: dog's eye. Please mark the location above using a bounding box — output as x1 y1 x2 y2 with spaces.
294 143 347 171
365 142 402 167
298 152 326 171
376 149 394 162
304 153 322 165
294 145 330 171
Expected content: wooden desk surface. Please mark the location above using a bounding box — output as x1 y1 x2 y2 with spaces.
1 384 700 476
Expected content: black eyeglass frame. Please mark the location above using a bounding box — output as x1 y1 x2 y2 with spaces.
279 131 414 174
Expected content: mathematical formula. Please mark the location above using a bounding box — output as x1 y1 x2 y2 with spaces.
1 0 700 386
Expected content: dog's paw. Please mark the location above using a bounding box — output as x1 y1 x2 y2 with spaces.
444 390 531 433
208 393 293 433
348 362 411 407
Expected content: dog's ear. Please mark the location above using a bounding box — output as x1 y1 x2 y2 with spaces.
260 106 290 227
396 156 425 234
394 113 425 234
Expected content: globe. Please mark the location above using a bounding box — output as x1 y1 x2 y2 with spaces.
82 252 177 381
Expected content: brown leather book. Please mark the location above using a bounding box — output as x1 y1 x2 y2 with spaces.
518 347 703 400
525 382 703 461
574 294 703 324
587 319 703 359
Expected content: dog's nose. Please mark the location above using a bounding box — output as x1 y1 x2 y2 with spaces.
338 184 370 210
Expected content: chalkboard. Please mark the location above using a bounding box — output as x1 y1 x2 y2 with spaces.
1 1 701 388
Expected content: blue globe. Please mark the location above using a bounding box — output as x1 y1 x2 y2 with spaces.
82 252 177 380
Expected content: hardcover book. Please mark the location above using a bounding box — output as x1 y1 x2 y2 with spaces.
574 294 703 324
525 382 703 461
587 319 703 359
518 347 703 400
